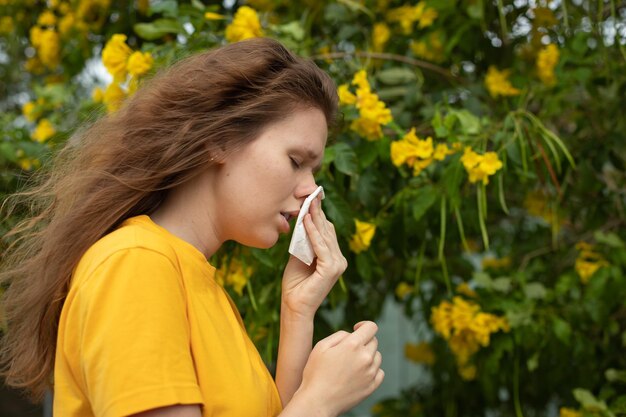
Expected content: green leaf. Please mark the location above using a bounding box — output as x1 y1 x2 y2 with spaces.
0 142 17 163
450 109 481 135
573 388 610 412
492 277 512 293
331 143 358 175
594 231 625 248
409 186 438 221
527 352 540 371
466 3 483 19
473 271 492 288
552 316 572 345
337 0 374 18
356 252 372 280
524 282 547 300
357 169 383 207
441 157 463 208
148 0 179 18
606 369 626 383
322 186 353 235
505 303 533 327
432 110 448 138
377 68 416 85
250 248 275 268
275 21 305 41
134 19 183 40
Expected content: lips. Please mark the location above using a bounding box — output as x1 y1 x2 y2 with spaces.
279 210 300 233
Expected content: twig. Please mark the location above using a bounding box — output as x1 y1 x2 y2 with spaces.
310 51 464 82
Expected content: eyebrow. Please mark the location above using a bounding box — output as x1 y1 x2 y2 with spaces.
307 149 323 173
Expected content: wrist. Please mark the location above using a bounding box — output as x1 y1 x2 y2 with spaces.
287 388 334 417
280 299 316 323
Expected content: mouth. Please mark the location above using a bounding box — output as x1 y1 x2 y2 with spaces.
280 210 300 222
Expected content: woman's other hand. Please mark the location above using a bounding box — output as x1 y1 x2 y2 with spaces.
288 321 384 417
281 196 347 319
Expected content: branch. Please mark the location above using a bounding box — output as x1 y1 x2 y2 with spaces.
310 51 464 82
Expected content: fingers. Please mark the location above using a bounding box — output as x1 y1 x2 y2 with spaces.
316 330 350 349
304 213 331 258
349 321 378 346
364 336 378 356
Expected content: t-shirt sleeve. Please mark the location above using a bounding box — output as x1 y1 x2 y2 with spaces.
75 247 204 417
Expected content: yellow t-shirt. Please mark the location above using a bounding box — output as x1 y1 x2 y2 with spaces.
53 215 283 417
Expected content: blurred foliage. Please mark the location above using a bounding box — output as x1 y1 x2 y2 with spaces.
1 0 626 416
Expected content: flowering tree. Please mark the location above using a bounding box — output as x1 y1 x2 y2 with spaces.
1 1 626 416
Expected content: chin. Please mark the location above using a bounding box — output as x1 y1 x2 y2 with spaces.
239 233 280 249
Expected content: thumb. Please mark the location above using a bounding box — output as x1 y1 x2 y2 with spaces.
353 320 373 331
316 330 350 350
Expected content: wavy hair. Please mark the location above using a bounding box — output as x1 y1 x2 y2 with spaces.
0 37 338 401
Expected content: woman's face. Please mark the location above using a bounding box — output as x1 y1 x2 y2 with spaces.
211 107 328 248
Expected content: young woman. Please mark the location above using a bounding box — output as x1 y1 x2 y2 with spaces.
0 38 384 416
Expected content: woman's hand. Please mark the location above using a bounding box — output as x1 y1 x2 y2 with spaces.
281 196 347 319
284 321 384 417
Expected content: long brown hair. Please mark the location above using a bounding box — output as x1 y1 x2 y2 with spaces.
0 37 338 402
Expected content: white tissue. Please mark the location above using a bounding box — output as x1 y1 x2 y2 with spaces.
288 186 325 265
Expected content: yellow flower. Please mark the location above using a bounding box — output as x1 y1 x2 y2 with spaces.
458 364 477 380
215 258 251 296
404 342 435 365
126 51 153 77
36 29 61 69
523 190 564 229
57 1 71 15
225 6 263 43
386 2 437 34
58 13 75 37
372 23 390 52
395 282 413 299
0 16 14 34
92 87 105 102
103 82 126 112
484 66 520 98
433 143 452 160
137 0 149 14
22 101 40 122
481 256 511 270
37 10 57 26
204 11 226 20
460 147 503 185
416 3 438 28
102 34 132 82
410 32 445 63
76 0 111 29
338 84 356 105
32 119 56 142
575 256 608 284
347 71 392 140
24 57 44 74
432 297 508 373
456 282 477 298
575 241 609 284
391 128 438 175
349 220 376 254
559 407 582 417
127 76 140 95
537 43 559 86
352 69 370 91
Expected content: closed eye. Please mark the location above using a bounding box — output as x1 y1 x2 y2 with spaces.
290 157 301 169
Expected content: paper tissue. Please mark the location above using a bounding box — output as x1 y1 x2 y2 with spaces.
288 186 325 265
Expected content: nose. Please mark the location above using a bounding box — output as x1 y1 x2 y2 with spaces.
295 172 318 201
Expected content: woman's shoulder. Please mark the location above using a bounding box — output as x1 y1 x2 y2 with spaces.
73 215 180 283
